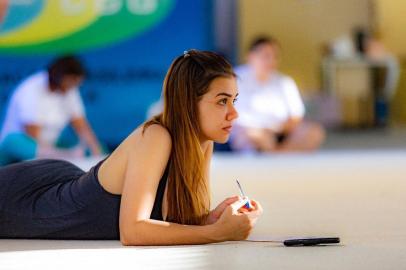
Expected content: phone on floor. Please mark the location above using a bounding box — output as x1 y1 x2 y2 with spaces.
283 237 340 246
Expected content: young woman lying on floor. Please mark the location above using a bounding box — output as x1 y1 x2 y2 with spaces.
0 50 263 245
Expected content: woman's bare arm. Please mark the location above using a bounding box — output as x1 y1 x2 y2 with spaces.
119 125 219 245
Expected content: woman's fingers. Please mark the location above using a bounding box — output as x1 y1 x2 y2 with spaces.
215 198 263 241
216 196 240 211
211 196 241 219
243 200 263 220
248 199 262 212
223 195 241 205
216 197 262 218
230 198 250 213
238 207 249 213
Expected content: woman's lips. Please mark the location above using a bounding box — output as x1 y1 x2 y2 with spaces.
222 126 232 133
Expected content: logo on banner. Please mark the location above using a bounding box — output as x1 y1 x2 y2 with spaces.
0 0 174 54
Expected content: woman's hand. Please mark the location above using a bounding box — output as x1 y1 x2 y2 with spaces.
211 198 263 241
205 196 240 225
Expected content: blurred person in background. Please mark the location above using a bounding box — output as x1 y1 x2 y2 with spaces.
230 36 325 153
0 56 102 166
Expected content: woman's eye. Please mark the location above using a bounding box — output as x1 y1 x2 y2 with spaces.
233 98 238 104
218 98 227 105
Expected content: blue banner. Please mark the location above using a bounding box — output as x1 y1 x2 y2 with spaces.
0 0 214 149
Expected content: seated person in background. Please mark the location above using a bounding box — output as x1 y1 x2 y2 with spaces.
0 56 102 166
230 36 325 153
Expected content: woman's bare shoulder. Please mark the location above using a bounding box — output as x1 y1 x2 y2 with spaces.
126 123 172 150
98 124 171 195
143 123 171 138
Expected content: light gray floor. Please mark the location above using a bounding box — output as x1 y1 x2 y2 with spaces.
1 150 406 269
1 237 405 270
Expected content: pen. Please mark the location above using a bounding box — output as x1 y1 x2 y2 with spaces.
236 179 251 209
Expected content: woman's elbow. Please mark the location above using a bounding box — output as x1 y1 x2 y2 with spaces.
120 238 144 246
120 230 133 246
120 229 140 246
119 222 149 246
120 231 144 246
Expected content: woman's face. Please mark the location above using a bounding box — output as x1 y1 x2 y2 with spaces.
198 76 239 144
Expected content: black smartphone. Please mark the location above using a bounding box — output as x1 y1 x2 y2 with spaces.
283 237 340 246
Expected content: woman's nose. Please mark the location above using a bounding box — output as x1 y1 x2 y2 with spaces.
227 104 239 121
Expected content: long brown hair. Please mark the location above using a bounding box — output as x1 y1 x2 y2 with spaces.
144 50 235 225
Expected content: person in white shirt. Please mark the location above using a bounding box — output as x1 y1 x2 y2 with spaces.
230 36 325 152
0 56 102 165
